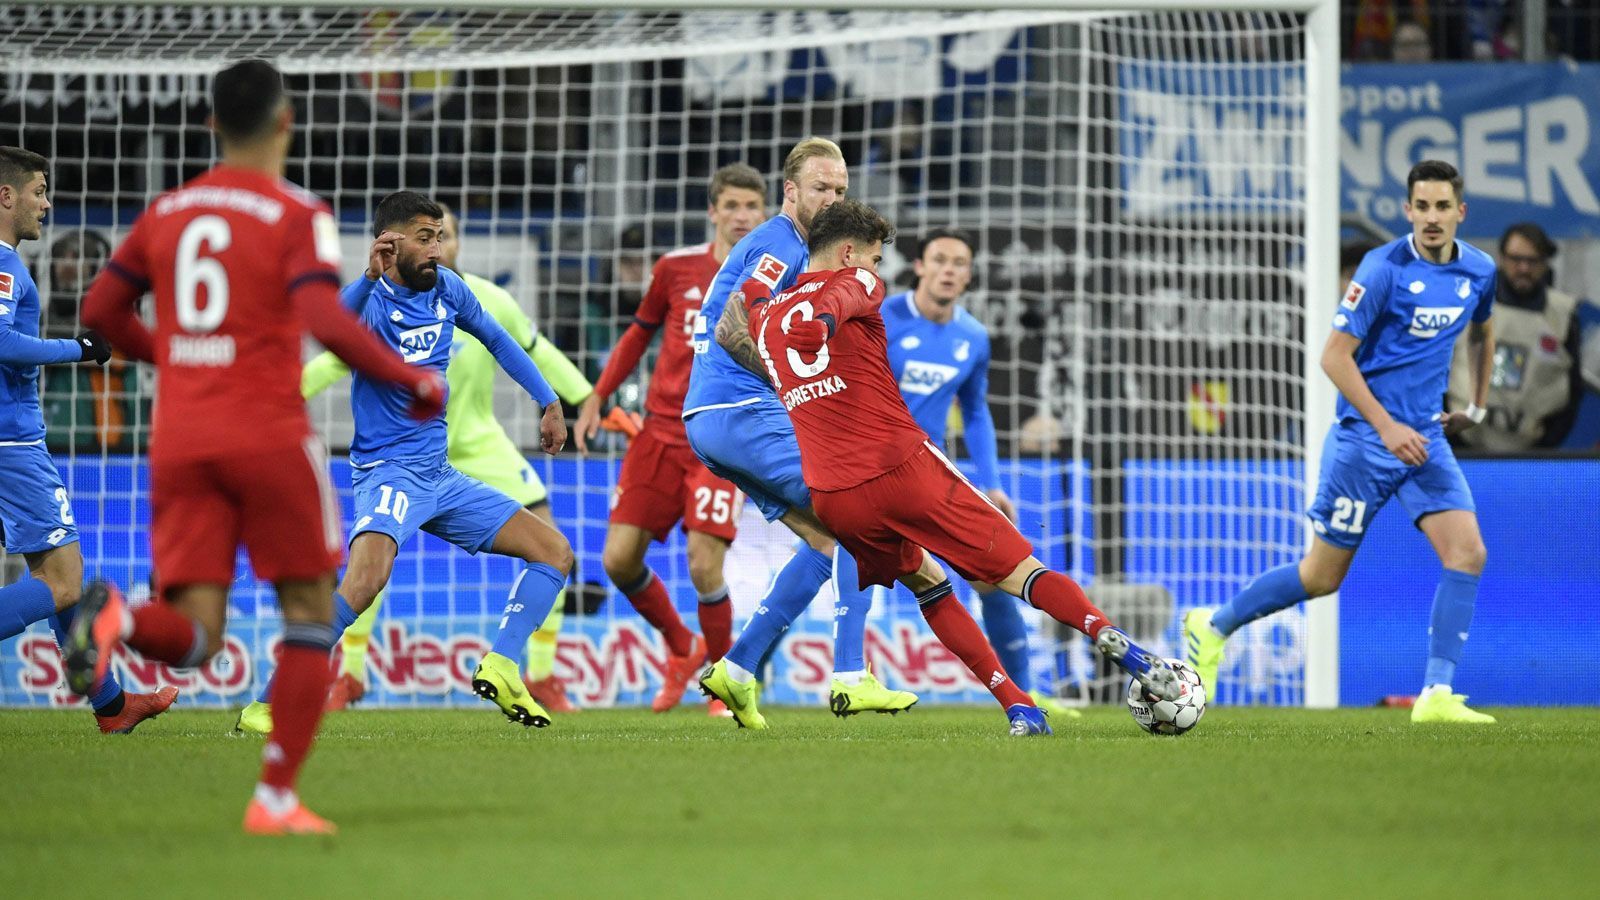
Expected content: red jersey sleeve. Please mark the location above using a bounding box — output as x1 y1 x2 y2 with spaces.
634 257 673 328
82 213 156 362
813 267 887 329
280 200 344 300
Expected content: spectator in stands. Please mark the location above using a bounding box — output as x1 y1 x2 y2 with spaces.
581 222 652 381
38 229 147 453
1391 19 1435 61
1447 222 1585 451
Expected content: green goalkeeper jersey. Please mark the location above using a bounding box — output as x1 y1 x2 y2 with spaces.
302 271 591 468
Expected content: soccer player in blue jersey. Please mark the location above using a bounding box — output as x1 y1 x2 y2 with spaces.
687 138 917 723
1184 160 1498 724
306 191 572 728
848 227 1076 719
0 146 177 733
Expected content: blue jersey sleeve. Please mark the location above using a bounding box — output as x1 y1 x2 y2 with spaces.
0 268 79 367
955 331 1000 491
1333 251 1394 342
453 277 558 408
1472 267 1496 323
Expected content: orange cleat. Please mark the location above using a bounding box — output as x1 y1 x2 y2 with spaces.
96 686 179 734
651 634 706 713
523 674 577 714
324 673 366 712
63 579 126 698
707 697 733 718
243 799 337 836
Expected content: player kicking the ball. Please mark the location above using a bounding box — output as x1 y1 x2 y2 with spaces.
70 60 444 834
1183 160 1498 725
709 199 1179 736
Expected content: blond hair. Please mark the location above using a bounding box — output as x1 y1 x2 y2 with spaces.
783 137 844 187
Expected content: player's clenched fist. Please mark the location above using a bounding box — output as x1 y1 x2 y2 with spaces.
366 230 404 279
786 317 830 353
540 400 567 454
405 369 447 421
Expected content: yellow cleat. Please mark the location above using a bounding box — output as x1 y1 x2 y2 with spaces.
1411 689 1496 724
1182 607 1226 699
1029 691 1084 720
828 667 918 717
699 659 766 729
472 651 552 728
234 700 273 736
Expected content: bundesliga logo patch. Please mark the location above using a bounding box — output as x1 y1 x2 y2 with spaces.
1340 281 1365 311
750 253 788 290
0 271 14 301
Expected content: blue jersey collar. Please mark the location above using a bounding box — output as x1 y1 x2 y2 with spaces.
1404 233 1463 265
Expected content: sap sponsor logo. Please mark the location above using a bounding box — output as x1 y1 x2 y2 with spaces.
398 322 445 362
899 360 960 395
1409 306 1465 338
0 271 13 300
14 631 254 702
751 253 789 290
1342 281 1367 310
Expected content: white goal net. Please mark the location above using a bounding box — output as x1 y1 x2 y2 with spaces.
0 3 1318 710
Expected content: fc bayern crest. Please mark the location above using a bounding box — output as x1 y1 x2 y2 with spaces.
351 12 459 117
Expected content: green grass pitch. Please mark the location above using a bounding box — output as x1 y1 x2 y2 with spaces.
3 706 1595 898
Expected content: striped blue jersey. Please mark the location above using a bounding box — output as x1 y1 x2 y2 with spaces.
880 290 1000 490
343 266 556 467
1334 234 1496 430
682 213 807 417
0 240 82 443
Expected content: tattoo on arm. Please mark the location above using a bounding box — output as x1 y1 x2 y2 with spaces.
715 298 768 379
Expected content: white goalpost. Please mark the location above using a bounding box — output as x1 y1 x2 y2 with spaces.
0 1 1339 710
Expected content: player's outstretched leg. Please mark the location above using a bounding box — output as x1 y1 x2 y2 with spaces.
474 509 572 727
1001 563 1180 703
51 604 179 733
829 548 918 718
699 658 767 730
976 588 1080 721
1411 511 1494 724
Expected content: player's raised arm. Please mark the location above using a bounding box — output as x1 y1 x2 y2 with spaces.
452 279 565 452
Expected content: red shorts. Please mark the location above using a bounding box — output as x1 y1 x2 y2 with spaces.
813 442 1033 589
151 436 343 594
610 420 742 543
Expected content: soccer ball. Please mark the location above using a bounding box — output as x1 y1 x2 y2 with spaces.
1126 659 1207 736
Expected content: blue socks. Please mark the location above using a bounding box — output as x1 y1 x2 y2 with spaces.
490 563 566 659
831 547 868 672
1211 563 1310 637
1424 569 1479 689
980 590 1032 693
727 545 833 674
0 578 56 642
257 592 362 702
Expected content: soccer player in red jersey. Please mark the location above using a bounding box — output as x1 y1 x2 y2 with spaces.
68 59 443 833
573 164 766 713
747 199 1181 735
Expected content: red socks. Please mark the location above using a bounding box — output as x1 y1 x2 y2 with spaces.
260 624 336 792
698 589 733 663
624 572 694 657
919 589 1031 709
1022 569 1112 640
128 601 205 667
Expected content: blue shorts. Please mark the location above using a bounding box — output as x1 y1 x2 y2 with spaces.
350 458 522 554
1307 423 1474 550
0 442 79 554
684 399 810 522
